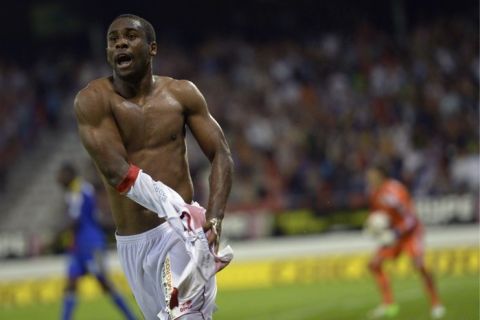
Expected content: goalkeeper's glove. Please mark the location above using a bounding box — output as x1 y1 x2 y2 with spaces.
377 229 399 246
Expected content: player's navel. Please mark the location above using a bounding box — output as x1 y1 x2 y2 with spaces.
171 134 177 140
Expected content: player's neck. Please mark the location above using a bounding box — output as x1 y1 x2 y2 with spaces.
113 68 155 99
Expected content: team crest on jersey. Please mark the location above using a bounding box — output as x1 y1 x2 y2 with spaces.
162 255 193 318
162 256 174 317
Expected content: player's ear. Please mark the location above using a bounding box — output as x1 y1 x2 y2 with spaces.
149 42 157 56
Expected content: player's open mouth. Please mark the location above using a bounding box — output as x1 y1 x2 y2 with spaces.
115 53 133 68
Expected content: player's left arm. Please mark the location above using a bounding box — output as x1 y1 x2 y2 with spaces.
175 80 234 239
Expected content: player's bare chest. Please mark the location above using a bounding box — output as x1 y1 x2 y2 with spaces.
110 94 185 148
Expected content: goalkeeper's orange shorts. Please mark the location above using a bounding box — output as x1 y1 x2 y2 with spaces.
376 230 424 260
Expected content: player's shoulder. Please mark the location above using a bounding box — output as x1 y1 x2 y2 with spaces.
75 77 112 104
74 77 113 118
382 179 399 189
381 179 410 200
388 179 408 192
160 76 204 104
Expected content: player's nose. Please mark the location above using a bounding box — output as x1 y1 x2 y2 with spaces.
115 38 128 49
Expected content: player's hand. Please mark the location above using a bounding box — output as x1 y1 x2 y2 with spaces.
203 217 222 253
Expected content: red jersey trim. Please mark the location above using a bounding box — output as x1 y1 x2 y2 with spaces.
116 165 140 193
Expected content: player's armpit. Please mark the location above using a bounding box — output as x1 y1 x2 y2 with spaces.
74 86 130 187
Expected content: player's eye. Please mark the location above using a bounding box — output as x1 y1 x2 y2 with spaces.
128 34 137 40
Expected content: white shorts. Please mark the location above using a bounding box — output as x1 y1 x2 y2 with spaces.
116 222 217 320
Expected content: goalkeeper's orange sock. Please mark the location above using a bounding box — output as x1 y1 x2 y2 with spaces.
419 265 441 306
373 268 394 305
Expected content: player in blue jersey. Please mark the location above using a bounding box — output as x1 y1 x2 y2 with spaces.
57 162 137 320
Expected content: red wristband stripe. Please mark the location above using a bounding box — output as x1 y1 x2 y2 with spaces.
116 165 140 193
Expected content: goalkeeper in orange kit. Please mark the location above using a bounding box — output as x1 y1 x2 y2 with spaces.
364 165 445 319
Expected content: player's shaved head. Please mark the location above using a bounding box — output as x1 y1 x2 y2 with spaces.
60 161 77 177
110 14 156 44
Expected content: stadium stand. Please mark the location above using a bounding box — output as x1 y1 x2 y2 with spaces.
0 15 477 254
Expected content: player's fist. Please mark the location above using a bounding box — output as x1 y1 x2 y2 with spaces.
203 217 222 252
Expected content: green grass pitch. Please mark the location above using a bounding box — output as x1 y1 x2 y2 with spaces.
0 275 477 320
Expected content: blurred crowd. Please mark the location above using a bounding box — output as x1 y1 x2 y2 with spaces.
1 18 478 214
0 63 44 192
186 18 479 213
0 56 79 192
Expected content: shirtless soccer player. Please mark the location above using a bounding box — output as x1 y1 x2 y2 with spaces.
74 14 233 320
365 166 445 319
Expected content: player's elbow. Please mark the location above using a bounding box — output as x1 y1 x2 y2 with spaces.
104 171 123 188
225 149 234 166
221 149 235 176
210 145 234 168
100 164 130 189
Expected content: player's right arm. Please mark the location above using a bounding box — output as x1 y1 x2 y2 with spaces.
74 85 130 187
75 84 186 217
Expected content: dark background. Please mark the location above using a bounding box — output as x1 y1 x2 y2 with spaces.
1 0 477 62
